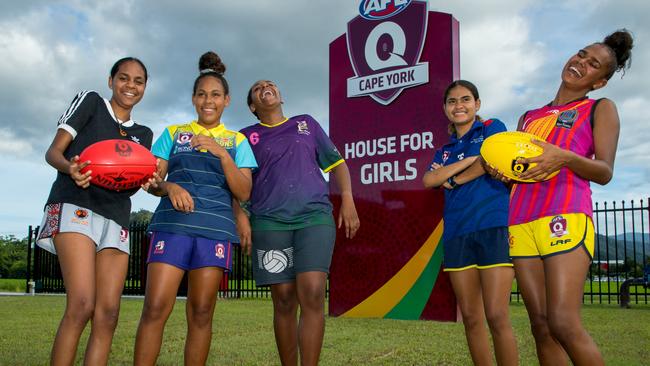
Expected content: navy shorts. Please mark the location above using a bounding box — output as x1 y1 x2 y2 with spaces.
443 226 512 272
252 225 335 286
147 231 232 271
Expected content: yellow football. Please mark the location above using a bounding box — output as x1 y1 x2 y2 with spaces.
480 131 559 182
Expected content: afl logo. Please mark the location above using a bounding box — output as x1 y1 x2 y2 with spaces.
115 141 133 157
359 0 412 20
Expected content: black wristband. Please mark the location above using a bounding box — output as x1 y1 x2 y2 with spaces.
447 176 458 188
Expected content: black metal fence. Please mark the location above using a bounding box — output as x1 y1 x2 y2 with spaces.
27 199 649 305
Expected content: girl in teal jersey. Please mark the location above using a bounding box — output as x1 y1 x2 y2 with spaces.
134 52 256 365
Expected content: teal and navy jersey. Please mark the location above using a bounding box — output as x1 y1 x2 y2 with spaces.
430 119 510 241
149 121 257 242
240 114 344 230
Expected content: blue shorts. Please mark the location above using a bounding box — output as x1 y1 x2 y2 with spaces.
147 231 232 271
443 226 513 272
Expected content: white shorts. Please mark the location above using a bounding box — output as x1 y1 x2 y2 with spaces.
36 203 130 255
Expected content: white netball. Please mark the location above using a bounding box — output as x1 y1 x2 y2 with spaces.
263 250 289 273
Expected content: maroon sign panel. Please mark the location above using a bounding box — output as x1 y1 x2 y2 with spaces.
329 2 460 321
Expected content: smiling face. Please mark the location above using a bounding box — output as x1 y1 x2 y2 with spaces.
192 76 230 126
444 85 480 128
248 80 282 114
108 60 146 112
561 43 613 92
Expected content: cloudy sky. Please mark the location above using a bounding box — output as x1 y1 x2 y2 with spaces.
1 0 648 237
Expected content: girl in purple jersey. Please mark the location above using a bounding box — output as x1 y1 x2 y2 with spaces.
488 30 633 366
40 57 152 366
238 80 360 366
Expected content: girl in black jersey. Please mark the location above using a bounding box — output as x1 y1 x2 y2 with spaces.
37 57 152 366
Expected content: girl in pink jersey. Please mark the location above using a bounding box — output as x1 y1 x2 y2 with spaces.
489 30 633 366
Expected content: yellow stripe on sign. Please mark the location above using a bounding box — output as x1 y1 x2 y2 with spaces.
342 221 444 318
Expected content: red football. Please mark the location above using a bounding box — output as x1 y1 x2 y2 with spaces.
79 139 156 191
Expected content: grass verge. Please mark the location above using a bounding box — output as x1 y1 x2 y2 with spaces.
0 297 648 365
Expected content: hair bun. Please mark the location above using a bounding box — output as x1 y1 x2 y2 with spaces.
603 29 633 72
198 51 226 75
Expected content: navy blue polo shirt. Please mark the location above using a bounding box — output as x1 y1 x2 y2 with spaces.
430 119 510 241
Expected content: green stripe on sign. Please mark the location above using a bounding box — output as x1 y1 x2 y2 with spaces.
384 241 444 320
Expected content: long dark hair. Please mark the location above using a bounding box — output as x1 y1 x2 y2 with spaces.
443 80 482 135
193 51 229 95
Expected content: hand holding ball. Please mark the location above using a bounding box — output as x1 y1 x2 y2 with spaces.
79 139 156 191
480 132 559 183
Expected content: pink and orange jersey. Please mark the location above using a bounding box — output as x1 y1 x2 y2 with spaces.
509 98 601 226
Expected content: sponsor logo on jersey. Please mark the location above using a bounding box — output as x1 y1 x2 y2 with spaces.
154 240 165 254
297 121 310 135
457 152 464 160
359 0 412 20
174 132 194 153
556 109 578 129
74 209 88 219
470 135 484 144
119 228 129 242
549 215 569 238
347 1 428 105
217 136 234 149
177 132 193 145
215 243 226 259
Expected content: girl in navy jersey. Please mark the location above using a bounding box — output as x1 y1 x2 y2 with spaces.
133 52 257 365
423 80 518 366
490 30 634 366
37 57 152 366
238 80 360 366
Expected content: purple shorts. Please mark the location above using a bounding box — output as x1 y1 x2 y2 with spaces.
147 231 232 271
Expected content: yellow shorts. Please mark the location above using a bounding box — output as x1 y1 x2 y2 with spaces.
509 213 594 259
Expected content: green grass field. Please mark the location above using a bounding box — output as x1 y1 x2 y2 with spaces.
0 296 648 365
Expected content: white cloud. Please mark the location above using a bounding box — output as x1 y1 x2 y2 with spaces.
0 129 34 156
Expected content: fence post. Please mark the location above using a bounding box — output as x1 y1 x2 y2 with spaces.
26 226 33 294
236 247 242 299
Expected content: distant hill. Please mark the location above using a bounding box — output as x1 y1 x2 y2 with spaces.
615 233 650 244
595 233 650 263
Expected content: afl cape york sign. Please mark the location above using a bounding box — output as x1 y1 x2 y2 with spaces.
329 1 461 321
